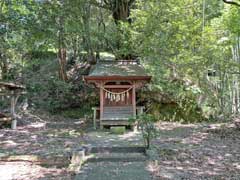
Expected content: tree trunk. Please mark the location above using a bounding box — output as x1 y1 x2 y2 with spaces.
91 0 135 59
72 37 77 62
82 3 96 64
58 13 68 81
111 0 135 60
58 48 68 81
112 0 132 24
0 53 8 80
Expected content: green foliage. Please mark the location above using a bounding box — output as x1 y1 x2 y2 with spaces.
23 53 97 113
1 0 240 121
130 114 158 149
145 82 205 123
223 6 240 35
59 106 92 119
130 0 240 120
26 75 73 112
44 77 73 112
114 22 136 59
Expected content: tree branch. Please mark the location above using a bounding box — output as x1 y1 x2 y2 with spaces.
89 0 111 10
223 0 240 7
129 0 136 6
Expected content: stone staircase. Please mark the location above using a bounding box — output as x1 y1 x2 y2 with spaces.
75 146 150 180
85 146 146 163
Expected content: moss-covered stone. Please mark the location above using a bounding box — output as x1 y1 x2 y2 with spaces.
110 126 126 134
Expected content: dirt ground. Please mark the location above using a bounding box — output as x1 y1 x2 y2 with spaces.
148 122 240 180
1 111 240 180
0 111 85 180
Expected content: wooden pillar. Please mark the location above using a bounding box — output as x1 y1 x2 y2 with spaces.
100 83 104 129
140 106 144 115
132 83 137 132
92 107 97 129
10 91 17 129
132 83 136 118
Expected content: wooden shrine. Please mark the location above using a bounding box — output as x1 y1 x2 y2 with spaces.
0 82 26 129
84 60 151 128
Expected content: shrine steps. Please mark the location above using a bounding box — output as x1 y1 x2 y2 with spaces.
102 106 133 124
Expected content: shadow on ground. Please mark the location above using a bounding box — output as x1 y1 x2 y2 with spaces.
148 122 240 180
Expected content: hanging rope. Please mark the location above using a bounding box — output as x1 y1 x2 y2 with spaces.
101 87 132 102
101 87 132 95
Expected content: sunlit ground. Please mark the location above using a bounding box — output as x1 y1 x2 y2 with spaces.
147 121 240 179
1 112 240 179
0 162 69 180
0 111 83 180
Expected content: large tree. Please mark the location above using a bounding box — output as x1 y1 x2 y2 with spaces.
91 0 136 59
91 0 135 23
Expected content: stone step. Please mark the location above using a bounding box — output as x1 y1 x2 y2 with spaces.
75 161 151 180
85 146 146 154
87 153 147 163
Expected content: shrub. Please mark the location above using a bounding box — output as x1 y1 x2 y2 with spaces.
130 113 158 149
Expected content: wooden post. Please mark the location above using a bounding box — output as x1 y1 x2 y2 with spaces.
140 106 144 115
69 149 86 172
132 83 137 131
100 83 104 129
10 91 17 129
92 107 97 129
132 83 136 118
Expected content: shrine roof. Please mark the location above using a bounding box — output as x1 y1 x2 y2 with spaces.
87 60 150 77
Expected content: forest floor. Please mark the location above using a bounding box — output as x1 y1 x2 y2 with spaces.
149 121 240 179
0 111 85 180
0 111 240 180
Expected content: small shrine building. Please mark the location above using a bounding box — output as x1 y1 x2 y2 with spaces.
84 60 151 128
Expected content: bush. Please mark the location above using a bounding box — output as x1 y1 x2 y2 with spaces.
22 52 98 113
59 106 93 119
130 114 158 149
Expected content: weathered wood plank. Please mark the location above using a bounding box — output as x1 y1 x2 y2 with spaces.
104 85 132 88
102 106 133 121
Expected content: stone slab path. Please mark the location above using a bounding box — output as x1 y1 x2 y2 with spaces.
75 162 151 180
75 130 153 180
83 130 144 147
